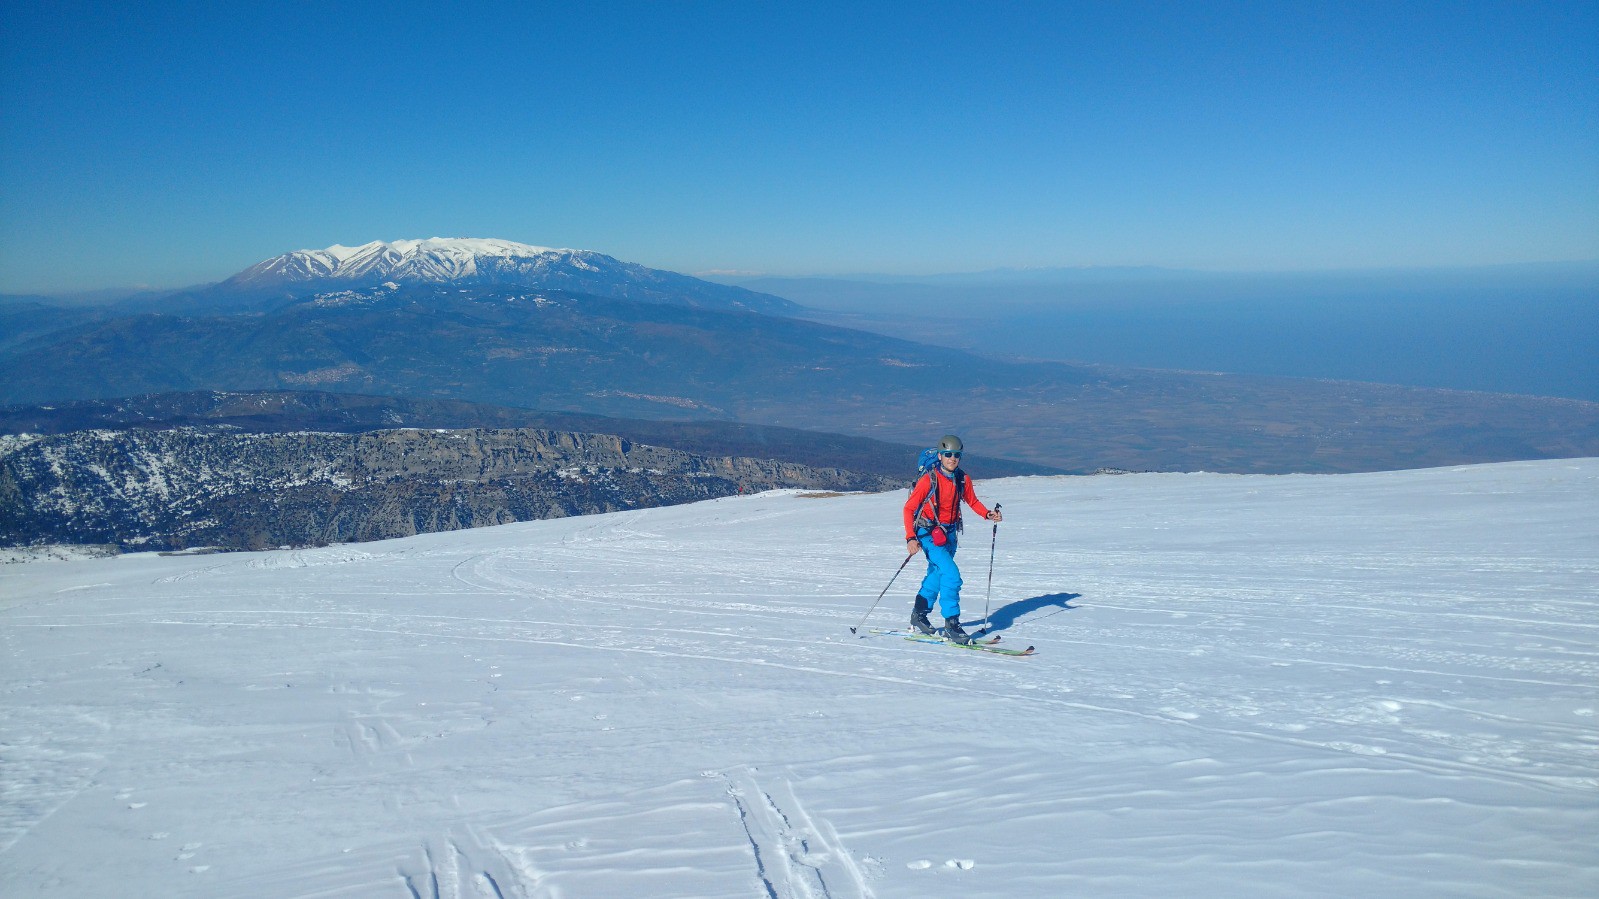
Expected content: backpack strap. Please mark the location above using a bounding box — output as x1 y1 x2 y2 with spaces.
924 467 966 529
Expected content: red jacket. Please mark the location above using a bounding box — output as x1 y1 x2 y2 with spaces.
903 468 990 540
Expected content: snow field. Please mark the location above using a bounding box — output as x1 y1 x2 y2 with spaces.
1 459 1596 897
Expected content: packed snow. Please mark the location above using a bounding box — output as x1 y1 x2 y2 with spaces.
2 460 1596 897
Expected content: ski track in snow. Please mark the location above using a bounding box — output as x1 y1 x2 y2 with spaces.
725 766 873 899
1 461 1597 897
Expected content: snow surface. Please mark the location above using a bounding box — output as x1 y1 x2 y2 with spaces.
2 460 1596 897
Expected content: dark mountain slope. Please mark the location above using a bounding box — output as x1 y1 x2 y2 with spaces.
0 285 1067 413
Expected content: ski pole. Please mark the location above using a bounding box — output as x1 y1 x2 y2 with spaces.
850 547 917 634
980 504 1001 634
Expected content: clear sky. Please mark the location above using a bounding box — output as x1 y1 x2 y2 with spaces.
2 0 1596 293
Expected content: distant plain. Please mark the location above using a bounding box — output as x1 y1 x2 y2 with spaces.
725 263 1599 402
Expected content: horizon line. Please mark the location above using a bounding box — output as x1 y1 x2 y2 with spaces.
5 257 1598 299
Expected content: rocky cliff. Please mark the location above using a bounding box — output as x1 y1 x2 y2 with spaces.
1 427 899 551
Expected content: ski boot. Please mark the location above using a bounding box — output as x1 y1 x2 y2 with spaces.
943 616 971 645
910 595 935 635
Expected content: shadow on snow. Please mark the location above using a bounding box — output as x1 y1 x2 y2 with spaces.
970 592 1080 632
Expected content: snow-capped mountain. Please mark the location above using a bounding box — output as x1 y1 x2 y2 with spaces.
228 238 579 285
222 237 799 314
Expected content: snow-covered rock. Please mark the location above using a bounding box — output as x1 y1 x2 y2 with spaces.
1 427 896 550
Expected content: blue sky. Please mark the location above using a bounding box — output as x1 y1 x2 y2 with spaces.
2 0 1596 292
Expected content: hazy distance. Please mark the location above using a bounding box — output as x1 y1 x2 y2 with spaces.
716 263 1599 402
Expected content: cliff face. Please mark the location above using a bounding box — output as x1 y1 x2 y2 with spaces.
1 428 899 551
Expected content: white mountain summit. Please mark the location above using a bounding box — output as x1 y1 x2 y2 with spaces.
228 239 607 287
230 238 584 286
221 238 798 314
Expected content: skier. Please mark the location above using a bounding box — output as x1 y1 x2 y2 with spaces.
904 434 1001 644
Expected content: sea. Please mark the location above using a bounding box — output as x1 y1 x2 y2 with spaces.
746 263 1599 402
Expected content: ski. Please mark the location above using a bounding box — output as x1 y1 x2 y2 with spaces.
862 627 1001 645
903 633 1036 656
857 627 1033 656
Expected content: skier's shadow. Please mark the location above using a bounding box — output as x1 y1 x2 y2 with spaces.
973 593 1080 632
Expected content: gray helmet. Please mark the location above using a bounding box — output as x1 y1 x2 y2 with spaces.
937 434 963 454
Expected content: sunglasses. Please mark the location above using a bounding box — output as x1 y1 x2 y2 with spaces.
941 450 961 458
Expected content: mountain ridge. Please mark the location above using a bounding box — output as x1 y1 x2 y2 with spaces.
211 237 802 316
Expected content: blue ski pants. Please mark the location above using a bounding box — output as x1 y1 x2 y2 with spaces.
916 530 963 620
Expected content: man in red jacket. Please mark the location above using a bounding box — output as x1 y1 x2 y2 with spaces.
903 434 1002 644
